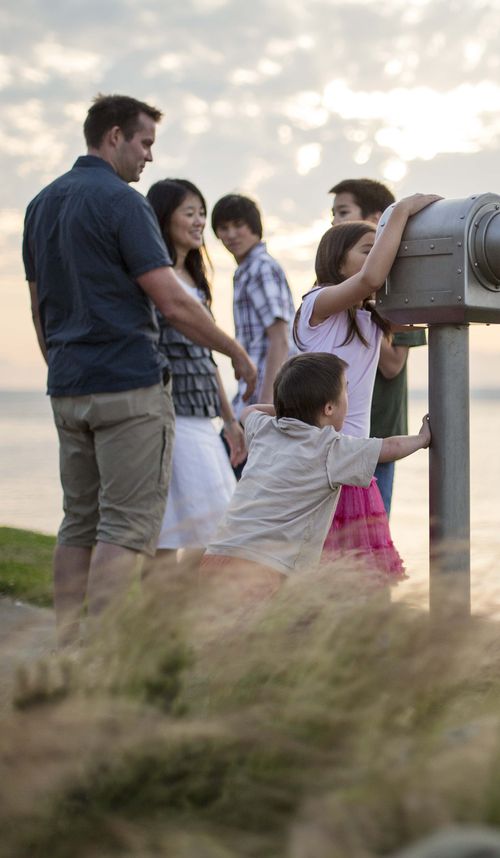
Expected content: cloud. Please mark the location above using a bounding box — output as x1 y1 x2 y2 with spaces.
0 100 69 178
144 46 224 80
266 35 315 56
296 143 322 176
283 91 329 131
323 79 500 162
3 0 500 388
33 41 103 78
241 157 276 193
191 0 230 10
0 55 13 89
0 209 24 236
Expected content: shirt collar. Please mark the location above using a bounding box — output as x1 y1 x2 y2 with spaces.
73 155 119 176
236 240 267 272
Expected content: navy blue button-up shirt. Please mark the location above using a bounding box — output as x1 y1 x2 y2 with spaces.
23 155 172 396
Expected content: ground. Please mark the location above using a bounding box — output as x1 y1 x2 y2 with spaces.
0 597 55 709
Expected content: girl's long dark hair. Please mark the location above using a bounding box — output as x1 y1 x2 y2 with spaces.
294 221 392 349
146 178 213 306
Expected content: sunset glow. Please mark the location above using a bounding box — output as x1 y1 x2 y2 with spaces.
2 0 500 388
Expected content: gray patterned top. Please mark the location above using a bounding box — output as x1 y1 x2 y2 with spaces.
157 278 220 418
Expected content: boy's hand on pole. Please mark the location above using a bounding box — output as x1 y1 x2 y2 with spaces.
419 413 431 448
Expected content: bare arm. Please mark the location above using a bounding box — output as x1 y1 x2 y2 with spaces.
241 403 276 425
259 319 290 403
378 415 431 463
310 194 442 325
28 281 48 364
215 368 247 467
138 266 257 401
215 368 236 424
378 341 408 380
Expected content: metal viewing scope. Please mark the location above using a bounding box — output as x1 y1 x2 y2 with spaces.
375 192 500 621
376 193 500 324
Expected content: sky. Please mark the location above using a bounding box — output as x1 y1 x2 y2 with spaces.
3 0 500 391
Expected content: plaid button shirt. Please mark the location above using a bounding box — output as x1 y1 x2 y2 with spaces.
232 241 296 417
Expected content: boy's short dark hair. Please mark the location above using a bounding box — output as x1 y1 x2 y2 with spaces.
83 94 163 148
329 178 395 219
273 353 347 426
211 194 263 239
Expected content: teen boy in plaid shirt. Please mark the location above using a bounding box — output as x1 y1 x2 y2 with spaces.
211 194 296 435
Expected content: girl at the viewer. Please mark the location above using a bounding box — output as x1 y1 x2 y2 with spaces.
147 178 246 564
294 193 440 578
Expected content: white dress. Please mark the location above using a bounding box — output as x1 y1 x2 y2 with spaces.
156 278 236 549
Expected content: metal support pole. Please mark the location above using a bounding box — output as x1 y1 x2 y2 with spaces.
428 324 470 619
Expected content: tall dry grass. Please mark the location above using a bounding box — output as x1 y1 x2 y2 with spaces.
2 555 500 857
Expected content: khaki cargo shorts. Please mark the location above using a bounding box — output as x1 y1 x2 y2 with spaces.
51 381 174 555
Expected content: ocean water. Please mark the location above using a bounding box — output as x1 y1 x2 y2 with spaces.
1 389 500 612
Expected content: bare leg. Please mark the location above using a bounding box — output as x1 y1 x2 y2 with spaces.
200 555 285 605
142 548 178 584
86 541 143 622
53 544 92 648
178 548 205 567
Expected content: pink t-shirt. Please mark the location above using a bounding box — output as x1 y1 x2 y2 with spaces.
296 290 382 437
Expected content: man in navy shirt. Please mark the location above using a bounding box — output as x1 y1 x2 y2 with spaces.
23 94 256 645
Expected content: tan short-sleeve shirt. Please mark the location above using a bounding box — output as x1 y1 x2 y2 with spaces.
206 411 382 575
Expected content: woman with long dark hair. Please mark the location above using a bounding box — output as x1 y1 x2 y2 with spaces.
147 178 245 563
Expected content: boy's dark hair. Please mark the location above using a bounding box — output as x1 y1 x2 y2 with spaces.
83 94 163 148
211 194 263 239
329 178 395 219
273 352 347 427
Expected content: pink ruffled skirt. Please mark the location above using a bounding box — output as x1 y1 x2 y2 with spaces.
323 478 405 581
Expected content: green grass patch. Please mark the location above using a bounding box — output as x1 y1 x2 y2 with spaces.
0 526 54 606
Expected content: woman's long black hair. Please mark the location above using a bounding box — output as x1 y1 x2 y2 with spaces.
146 178 213 306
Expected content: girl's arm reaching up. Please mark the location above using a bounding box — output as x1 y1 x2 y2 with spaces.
311 194 442 325
378 414 431 463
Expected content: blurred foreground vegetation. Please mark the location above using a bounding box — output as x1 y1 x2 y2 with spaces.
2 554 500 856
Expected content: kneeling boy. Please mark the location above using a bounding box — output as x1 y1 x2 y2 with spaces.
203 352 430 582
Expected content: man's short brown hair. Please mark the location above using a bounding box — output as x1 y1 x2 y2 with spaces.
83 94 163 148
